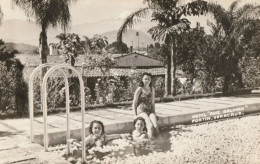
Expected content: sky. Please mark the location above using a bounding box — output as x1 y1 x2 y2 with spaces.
1 0 259 25
0 0 146 24
0 0 259 46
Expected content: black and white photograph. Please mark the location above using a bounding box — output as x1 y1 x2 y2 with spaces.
0 0 259 163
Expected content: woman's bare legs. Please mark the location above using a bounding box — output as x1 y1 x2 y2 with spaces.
137 113 154 139
149 113 159 137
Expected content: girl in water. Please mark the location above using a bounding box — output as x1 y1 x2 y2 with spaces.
132 117 148 142
85 120 131 148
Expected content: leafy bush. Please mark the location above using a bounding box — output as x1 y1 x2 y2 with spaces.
154 77 165 97
110 77 127 102
0 40 28 118
240 56 260 88
106 41 128 54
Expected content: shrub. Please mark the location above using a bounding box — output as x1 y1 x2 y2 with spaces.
0 40 27 118
106 41 128 54
154 76 165 97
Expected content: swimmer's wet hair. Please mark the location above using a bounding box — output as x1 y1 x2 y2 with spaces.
89 120 105 135
133 117 147 132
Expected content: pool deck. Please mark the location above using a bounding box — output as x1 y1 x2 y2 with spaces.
0 92 260 163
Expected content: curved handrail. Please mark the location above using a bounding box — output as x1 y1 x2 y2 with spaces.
42 64 86 162
29 63 53 142
29 64 70 143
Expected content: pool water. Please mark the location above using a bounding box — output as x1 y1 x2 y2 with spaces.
84 130 173 162
52 115 260 163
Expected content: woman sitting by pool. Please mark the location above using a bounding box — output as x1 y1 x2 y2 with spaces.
132 72 159 139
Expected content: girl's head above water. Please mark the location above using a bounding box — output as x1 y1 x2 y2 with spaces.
89 120 105 136
133 117 147 132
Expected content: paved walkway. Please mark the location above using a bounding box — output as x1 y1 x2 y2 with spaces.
0 92 260 163
0 122 69 164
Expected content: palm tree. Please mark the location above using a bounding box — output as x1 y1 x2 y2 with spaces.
117 0 207 96
207 1 260 93
0 6 3 24
12 0 76 64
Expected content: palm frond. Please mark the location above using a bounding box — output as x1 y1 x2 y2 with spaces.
207 20 223 37
117 7 150 42
81 36 92 53
144 0 178 10
207 2 227 24
185 0 208 16
151 10 170 26
0 6 3 24
148 20 190 42
83 36 91 45
229 0 240 13
56 33 66 40
148 25 169 42
233 4 260 37
12 0 74 31
237 4 260 20
207 2 233 35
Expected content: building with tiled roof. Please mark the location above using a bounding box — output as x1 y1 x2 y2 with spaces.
16 52 166 80
113 52 164 68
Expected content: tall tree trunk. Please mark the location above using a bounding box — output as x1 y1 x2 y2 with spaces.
235 72 244 88
39 29 49 64
164 60 171 97
164 66 168 97
223 74 231 94
39 24 49 78
39 27 49 79
170 37 176 96
39 26 49 114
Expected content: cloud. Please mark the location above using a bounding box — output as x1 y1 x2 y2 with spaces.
114 11 132 20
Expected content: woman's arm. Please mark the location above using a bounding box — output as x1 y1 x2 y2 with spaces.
132 87 142 116
105 133 131 141
152 87 155 112
84 135 95 147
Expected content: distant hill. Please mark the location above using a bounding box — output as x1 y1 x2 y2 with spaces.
0 19 62 46
0 15 212 46
101 29 155 48
0 19 156 46
5 42 38 54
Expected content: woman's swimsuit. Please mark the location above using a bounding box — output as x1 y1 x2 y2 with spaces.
136 88 154 115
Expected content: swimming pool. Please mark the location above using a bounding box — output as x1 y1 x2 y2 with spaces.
91 130 172 160
50 129 174 163
51 114 260 164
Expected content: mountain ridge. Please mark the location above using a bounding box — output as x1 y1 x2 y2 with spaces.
4 42 38 54
0 19 156 48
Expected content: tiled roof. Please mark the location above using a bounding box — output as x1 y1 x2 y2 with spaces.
114 52 164 68
15 54 67 66
15 52 164 68
16 53 166 80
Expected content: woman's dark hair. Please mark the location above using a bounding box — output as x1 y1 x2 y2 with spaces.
89 120 105 135
133 117 147 132
139 72 153 89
